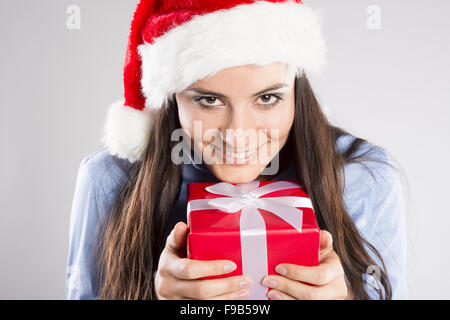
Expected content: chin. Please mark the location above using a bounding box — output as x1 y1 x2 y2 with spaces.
208 163 266 184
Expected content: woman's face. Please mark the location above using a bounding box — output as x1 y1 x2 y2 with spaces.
175 62 296 183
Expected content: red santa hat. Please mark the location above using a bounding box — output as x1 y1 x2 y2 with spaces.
102 0 327 163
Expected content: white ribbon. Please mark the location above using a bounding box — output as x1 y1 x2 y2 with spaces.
187 181 313 300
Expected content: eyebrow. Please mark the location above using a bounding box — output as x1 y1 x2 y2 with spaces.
186 83 289 99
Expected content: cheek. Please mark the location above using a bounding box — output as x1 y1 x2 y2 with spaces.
264 102 295 140
177 99 195 134
281 105 295 137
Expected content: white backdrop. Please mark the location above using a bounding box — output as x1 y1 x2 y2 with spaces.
0 0 449 299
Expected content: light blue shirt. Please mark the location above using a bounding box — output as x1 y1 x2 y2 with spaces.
66 134 408 299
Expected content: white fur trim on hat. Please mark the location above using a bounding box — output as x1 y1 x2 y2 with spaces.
138 1 327 110
101 100 159 163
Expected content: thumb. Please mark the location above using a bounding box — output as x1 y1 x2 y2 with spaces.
166 222 189 254
319 230 333 255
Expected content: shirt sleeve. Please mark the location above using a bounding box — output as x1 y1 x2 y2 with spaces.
343 151 408 300
66 157 103 300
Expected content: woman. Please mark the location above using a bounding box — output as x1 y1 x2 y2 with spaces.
66 0 407 300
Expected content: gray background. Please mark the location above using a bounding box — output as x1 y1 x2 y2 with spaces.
0 0 448 299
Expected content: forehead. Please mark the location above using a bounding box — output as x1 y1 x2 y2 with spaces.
186 62 296 93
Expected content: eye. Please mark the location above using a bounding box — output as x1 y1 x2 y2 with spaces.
194 96 225 109
256 94 283 108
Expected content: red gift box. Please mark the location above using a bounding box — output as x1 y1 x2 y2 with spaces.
187 180 320 300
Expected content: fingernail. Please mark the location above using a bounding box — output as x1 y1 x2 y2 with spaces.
224 262 237 273
275 265 287 275
236 289 249 299
268 291 282 300
262 278 277 288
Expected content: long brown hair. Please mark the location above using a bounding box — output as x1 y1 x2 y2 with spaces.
96 73 393 300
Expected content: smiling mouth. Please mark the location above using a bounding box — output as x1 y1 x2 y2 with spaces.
211 143 268 164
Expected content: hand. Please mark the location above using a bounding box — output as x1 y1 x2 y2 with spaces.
155 222 252 300
262 230 351 300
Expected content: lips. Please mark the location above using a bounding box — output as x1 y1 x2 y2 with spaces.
212 143 267 164
226 149 256 159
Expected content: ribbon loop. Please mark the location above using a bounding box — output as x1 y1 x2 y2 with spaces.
205 181 306 231
205 182 246 197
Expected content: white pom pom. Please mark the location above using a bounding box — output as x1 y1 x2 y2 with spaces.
101 100 160 163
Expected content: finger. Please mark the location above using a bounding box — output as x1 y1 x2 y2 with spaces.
314 276 348 300
267 289 295 300
206 289 250 300
170 258 238 280
263 274 347 300
263 275 321 300
273 254 344 286
319 230 333 256
177 275 252 300
166 222 189 255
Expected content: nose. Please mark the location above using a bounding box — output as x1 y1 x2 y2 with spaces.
221 105 256 151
